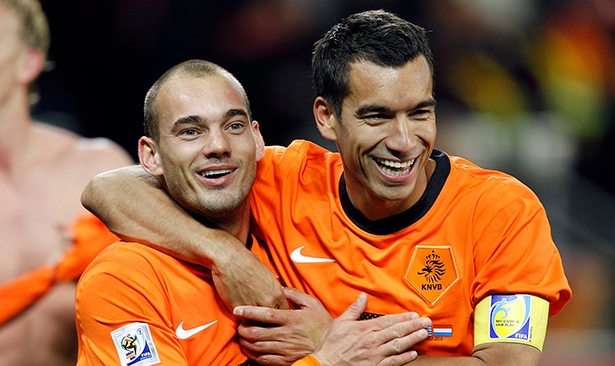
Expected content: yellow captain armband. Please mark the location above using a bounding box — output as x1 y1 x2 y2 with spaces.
474 294 549 351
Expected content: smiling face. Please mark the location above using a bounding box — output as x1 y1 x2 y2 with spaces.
139 74 264 223
315 56 437 220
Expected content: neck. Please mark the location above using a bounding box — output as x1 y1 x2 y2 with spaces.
347 190 415 222
345 159 436 221
195 201 252 246
0 91 33 173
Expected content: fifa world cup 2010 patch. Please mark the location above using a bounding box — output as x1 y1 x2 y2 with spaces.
111 322 161 366
474 294 549 351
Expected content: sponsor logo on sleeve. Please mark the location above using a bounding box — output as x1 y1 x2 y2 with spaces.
111 322 160 366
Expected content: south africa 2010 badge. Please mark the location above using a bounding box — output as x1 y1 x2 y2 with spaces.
111 322 160 366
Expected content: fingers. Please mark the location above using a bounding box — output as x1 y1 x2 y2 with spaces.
336 292 368 321
241 346 302 366
237 319 279 342
233 288 330 325
378 326 429 356
366 314 431 353
234 305 290 326
283 287 322 309
237 328 312 365
237 336 286 354
377 351 419 366
365 311 429 334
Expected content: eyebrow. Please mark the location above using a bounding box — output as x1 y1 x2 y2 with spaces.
172 108 249 128
415 98 437 109
225 108 249 119
354 105 391 117
173 115 202 128
354 98 437 117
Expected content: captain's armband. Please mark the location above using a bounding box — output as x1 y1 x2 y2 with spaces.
474 294 549 351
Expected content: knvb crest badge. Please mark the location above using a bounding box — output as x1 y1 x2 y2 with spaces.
406 246 459 305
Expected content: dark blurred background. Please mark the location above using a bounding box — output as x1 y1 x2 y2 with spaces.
34 1 615 364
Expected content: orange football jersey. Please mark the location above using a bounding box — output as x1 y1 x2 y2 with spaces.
76 241 256 366
249 140 572 356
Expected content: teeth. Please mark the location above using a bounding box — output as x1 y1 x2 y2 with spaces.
376 158 414 169
200 169 233 177
375 158 415 177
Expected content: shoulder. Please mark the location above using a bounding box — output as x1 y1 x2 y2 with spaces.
32 122 133 176
83 242 164 277
260 140 341 174
447 154 539 201
77 243 170 302
75 243 179 334
70 136 133 171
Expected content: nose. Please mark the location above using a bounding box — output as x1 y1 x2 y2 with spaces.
386 116 416 155
202 127 231 158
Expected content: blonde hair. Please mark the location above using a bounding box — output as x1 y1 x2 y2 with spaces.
2 0 50 104
2 0 50 56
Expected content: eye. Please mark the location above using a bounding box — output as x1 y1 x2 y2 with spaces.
360 114 391 125
364 114 386 120
227 121 247 133
178 128 200 138
412 109 432 120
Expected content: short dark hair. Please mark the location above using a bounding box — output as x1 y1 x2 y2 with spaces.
312 9 435 117
143 59 251 141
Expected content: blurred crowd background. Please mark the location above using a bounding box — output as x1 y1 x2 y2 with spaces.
35 0 614 364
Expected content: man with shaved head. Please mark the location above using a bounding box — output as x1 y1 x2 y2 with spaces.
76 59 427 366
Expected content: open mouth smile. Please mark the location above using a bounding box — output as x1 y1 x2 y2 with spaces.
198 168 234 179
374 157 415 177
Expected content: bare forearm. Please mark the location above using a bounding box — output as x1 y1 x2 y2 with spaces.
407 343 541 366
310 341 540 366
81 165 244 267
81 165 287 309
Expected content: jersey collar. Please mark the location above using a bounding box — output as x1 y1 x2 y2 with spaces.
339 149 450 235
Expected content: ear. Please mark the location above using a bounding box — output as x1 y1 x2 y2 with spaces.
313 96 337 141
251 121 266 161
138 136 163 177
18 48 45 85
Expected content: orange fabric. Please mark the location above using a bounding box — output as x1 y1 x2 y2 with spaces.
56 213 120 282
76 241 249 366
0 266 54 325
0 213 117 325
291 355 321 366
249 140 572 356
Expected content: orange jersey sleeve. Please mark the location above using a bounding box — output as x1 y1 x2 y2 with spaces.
249 140 571 356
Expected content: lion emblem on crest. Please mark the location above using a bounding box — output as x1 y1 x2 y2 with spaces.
417 251 446 283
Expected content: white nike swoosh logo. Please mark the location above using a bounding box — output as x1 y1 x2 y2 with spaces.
291 246 335 263
175 320 217 339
